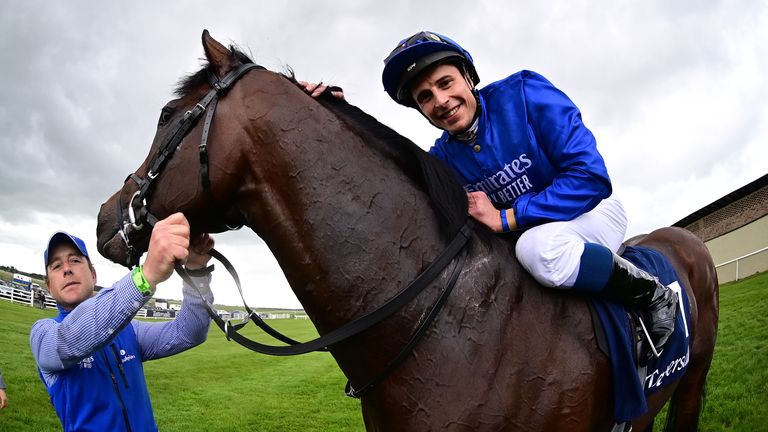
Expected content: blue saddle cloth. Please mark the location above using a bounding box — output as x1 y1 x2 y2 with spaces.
592 245 692 422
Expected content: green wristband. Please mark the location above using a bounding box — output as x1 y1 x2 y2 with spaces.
131 266 153 297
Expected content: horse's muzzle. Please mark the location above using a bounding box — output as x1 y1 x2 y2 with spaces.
96 197 135 268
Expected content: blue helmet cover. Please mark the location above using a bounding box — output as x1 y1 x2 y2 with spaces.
382 31 479 106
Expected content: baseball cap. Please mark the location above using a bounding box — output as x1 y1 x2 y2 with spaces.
44 232 90 268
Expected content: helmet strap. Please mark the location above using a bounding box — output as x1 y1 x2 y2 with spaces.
455 69 481 140
453 93 481 143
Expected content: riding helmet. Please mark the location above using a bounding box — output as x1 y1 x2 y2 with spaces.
382 31 480 107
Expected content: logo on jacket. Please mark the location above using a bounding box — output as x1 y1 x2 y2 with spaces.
79 356 95 369
465 154 534 204
119 349 137 363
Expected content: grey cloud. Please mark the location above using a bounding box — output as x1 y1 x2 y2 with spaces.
1 0 765 306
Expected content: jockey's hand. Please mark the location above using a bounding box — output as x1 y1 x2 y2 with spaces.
185 233 214 270
467 191 517 233
142 213 192 288
298 80 345 100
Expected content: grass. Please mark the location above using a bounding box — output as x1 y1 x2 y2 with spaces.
697 271 768 431
1 272 766 431
0 307 362 432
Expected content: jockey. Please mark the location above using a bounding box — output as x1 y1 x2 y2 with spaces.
380 31 678 355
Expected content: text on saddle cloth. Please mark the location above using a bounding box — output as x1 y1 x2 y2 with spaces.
592 245 693 422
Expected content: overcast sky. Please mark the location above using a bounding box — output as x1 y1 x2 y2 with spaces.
1 1 766 308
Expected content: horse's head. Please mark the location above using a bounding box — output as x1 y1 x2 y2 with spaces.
97 30 266 267
98 29 467 294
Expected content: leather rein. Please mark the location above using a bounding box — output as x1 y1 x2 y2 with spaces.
116 62 472 397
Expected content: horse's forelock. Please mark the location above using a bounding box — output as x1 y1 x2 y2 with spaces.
174 45 256 97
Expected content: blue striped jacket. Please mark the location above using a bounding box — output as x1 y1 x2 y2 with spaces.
30 274 213 431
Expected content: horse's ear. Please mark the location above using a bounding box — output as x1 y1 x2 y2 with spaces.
202 29 237 78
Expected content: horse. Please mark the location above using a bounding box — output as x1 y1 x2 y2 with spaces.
96 30 719 431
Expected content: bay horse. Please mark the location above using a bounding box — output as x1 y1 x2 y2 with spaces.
96 31 719 431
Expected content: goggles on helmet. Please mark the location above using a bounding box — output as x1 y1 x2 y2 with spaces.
382 31 479 107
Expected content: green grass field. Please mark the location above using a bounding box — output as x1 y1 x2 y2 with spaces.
1 272 766 431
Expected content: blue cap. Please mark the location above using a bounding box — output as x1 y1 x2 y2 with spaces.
44 232 90 268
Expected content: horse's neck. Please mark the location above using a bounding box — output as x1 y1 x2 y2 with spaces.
241 95 446 333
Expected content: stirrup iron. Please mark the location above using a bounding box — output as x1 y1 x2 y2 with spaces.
637 316 662 359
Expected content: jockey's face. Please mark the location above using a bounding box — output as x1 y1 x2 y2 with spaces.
410 63 477 134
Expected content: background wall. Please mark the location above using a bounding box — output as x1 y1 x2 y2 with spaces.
676 178 768 284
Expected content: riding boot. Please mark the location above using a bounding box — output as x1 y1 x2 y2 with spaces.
601 253 678 355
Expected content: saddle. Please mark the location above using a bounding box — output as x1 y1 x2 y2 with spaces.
497 232 691 423
590 245 692 423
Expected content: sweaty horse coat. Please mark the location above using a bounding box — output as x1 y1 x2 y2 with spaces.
96 30 719 432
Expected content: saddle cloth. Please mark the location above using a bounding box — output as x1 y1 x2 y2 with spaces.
592 245 692 422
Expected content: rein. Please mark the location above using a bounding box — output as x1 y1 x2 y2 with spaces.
118 62 473 397
179 223 471 358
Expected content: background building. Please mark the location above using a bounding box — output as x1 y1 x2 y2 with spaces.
673 174 768 284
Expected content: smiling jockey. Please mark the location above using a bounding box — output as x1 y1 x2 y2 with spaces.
381 31 678 355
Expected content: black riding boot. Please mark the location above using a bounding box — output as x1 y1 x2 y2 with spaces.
602 253 678 356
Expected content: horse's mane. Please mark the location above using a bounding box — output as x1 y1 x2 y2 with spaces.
306 84 469 239
176 46 468 239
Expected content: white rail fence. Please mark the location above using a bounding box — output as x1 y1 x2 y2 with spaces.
0 285 164 318
714 246 768 283
0 286 43 307
6 247 765 312
0 286 302 320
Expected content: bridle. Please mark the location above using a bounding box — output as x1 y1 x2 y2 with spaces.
114 61 473 398
116 62 264 266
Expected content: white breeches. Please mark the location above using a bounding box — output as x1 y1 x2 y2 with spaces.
515 197 628 288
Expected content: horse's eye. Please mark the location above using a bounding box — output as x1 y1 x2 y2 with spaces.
158 107 175 126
